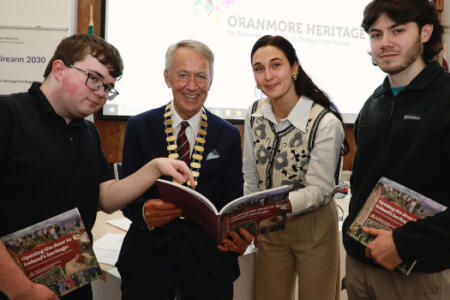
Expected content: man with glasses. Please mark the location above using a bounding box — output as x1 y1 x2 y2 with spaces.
0 34 194 300
68 64 119 100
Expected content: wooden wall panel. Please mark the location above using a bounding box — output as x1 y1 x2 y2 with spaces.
77 0 102 36
343 126 356 171
95 120 127 163
435 0 444 18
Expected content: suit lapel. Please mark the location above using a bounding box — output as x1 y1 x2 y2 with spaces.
154 105 170 157
202 109 221 160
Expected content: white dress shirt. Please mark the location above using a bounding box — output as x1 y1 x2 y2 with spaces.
171 102 202 154
242 96 344 215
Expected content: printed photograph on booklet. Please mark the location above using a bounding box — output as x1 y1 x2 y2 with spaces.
219 190 290 239
1 208 102 296
347 177 447 275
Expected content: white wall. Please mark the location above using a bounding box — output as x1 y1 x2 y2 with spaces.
0 0 76 29
0 0 77 94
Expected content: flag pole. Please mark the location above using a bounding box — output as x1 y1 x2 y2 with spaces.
88 4 94 35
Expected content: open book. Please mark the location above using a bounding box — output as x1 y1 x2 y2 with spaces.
156 179 291 243
1 208 102 297
346 177 447 275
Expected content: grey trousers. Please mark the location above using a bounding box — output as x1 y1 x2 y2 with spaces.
346 255 450 300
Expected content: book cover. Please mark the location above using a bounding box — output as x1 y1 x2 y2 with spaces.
346 177 447 275
1 208 102 297
156 179 291 242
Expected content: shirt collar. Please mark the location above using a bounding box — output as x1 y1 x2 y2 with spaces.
251 96 313 132
170 100 202 133
29 82 54 114
29 82 86 128
375 61 444 98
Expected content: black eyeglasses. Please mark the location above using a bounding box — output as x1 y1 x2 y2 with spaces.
69 65 119 100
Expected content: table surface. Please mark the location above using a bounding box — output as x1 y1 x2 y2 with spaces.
91 210 257 300
91 210 127 273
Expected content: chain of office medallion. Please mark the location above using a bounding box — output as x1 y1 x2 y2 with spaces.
163 102 207 188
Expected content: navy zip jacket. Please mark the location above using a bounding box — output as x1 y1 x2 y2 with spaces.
343 61 450 273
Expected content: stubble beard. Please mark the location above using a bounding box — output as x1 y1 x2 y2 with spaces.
377 37 423 75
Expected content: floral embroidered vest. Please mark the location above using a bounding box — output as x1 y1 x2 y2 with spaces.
250 98 329 190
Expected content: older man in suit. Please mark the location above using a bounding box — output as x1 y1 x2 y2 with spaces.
116 40 251 300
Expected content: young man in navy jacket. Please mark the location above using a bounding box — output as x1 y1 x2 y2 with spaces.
343 1 450 299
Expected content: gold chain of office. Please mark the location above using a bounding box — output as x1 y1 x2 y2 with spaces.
163 102 208 188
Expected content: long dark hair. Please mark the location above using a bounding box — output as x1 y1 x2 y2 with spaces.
251 35 349 154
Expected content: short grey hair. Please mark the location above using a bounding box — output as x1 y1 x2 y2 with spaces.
165 39 214 78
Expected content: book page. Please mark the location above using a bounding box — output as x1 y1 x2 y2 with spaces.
106 218 131 232
93 233 125 266
218 185 291 240
219 185 290 215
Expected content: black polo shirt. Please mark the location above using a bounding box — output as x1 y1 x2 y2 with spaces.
0 83 111 299
0 82 111 237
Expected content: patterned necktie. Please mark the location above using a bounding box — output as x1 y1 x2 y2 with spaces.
177 121 190 165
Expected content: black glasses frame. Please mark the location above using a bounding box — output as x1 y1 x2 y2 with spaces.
69 65 119 100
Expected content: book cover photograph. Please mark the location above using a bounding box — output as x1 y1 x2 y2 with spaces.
347 177 447 275
1 208 102 297
156 179 291 242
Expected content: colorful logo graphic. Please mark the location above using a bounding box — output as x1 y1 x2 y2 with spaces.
194 0 236 22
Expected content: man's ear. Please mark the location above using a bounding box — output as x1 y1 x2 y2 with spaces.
207 76 213 91
164 69 171 88
420 24 434 44
52 59 66 81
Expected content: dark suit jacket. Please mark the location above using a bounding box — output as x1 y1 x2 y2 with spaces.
116 105 243 284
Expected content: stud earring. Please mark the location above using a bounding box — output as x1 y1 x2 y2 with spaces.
292 73 298 81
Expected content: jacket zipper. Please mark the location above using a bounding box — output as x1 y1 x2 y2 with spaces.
378 94 397 174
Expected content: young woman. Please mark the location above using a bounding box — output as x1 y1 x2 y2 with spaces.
243 35 347 300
